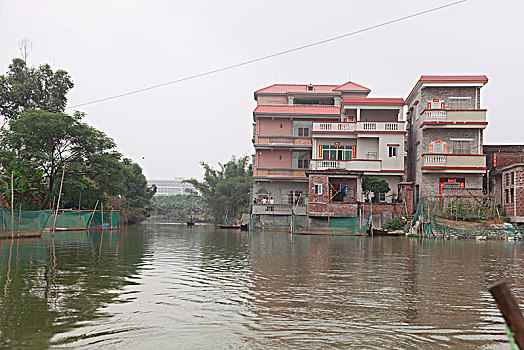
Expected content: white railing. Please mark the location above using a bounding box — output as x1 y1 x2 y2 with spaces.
425 110 447 119
317 160 342 169
385 123 398 130
363 122 376 130
424 155 447 164
312 121 405 133
310 159 384 172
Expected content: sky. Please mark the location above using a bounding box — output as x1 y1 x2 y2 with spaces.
1 0 523 180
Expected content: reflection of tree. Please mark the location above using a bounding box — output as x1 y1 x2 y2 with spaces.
0 228 147 348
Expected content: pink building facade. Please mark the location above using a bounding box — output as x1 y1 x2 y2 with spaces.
251 81 407 228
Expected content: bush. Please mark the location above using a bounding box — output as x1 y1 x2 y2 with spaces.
383 216 405 231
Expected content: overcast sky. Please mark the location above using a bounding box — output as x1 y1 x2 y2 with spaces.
1 0 523 180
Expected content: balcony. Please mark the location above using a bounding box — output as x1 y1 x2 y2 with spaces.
254 168 307 179
422 153 487 173
252 204 307 216
254 135 312 147
310 159 383 172
420 109 487 128
312 121 405 136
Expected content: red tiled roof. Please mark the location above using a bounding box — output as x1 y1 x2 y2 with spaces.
483 145 524 153
341 97 405 106
419 75 488 83
255 84 340 95
254 105 341 115
333 81 370 92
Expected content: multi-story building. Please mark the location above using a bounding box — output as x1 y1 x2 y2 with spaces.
500 163 524 223
147 178 196 196
307 97 406 218
405 76 488 202
484 145 524 205
252 81 406 227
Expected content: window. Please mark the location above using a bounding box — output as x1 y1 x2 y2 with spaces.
292 151 311 169
506 189 510 203
287 191 304 205
298 127 309 137
378 193 386 202
511 172 515 185
314 184 322 195
449 97 471 109
506 173 510 186
293 120 312 137
511 188 515 204
388 146 398 157
452 140 470 154
321 145 353 160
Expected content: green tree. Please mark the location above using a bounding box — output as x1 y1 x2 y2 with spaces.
0 57 155 224
186 156 252 222
362 176 390 203
0 109 119 210
110 160 156 224
0 58 74 121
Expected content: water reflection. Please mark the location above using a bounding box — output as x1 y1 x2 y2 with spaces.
0 224 523 349
0 229 147 348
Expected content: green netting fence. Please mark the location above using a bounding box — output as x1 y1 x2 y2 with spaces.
292 214 370 235
90 211 119 228
330 216 370 234
51 212 93 230
0 209 52 232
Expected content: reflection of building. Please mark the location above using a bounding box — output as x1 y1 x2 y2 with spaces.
405 76 489 201
147 178 196 196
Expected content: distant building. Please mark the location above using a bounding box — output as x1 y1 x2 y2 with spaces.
148 177 196 196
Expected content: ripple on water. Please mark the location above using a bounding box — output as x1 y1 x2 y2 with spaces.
1 226 522 349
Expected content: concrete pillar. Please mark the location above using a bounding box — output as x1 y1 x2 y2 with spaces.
334 96 341 107
357 108 361 121
288 96 294 105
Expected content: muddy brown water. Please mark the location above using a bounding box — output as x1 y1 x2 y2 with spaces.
0 223 523 349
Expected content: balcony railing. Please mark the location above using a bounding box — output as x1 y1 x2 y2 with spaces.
422 153 486 171
421 109 487 127
252 204 307 216
254 135 312 146
254 168 306 178
312 121 405 134
310 159 383 172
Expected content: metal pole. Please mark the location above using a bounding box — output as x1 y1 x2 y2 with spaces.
17 204 21 237
370 194 373 236
87 200 99 229
51 163 67 237
11 171 14 239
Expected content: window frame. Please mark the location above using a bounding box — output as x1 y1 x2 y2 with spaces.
314 184 322 195
388 146 398 157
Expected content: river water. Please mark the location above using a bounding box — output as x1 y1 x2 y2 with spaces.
0 223 523 349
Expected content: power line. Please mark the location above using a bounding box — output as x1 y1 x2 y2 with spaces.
68 0 467 109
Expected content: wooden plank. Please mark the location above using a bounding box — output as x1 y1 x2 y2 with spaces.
489 281 524 349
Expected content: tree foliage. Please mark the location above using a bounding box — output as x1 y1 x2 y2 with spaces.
0 58 74 121
150 194 207 222
362 176 390 202
186 156 252 222
0 57 155 224
0 110 119 210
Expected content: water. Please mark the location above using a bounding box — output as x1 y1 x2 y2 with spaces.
1 224 523 349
